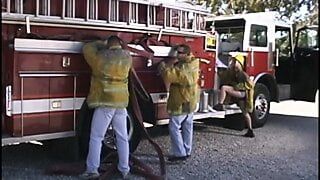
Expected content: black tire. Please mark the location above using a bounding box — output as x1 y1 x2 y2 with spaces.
77 101 141 160
77 102 93 159
251 83 270 128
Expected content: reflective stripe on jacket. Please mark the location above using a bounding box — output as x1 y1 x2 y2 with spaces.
159 56 200 115
83 41 132 108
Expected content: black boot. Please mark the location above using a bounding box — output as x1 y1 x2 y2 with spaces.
212 103 225 111
244 129 255 138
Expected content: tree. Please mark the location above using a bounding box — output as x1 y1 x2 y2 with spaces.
294 0 318 28
202 0 318 25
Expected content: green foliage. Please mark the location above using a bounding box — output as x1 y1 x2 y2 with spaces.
200 0 317 24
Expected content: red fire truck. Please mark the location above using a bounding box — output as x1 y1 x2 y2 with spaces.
1 1 318 155
1 0 214 152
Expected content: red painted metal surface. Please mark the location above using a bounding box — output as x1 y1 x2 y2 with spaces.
3 22 215 136
10 111 76 136
2 25 15 135
155 103 170 120
49 111 75 133
12 113 50 136
246 51 274 76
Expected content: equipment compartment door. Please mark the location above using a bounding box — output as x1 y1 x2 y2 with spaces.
49 76 76 132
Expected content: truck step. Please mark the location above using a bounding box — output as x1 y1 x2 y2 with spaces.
155 105 242 125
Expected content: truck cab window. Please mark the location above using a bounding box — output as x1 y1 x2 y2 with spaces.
217 27 244 52
297 29 318 49
215 26 244 66
250 25 268 47
275 30 291 57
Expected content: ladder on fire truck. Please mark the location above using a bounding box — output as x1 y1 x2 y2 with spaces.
2 0 210 37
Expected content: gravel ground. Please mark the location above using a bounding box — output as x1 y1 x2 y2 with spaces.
2 101 318 180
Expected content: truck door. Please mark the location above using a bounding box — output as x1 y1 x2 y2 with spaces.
274 26 293 100
292 26 319 102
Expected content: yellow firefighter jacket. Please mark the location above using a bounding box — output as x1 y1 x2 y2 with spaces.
220 69 254 113
159 55 200 116
83 41 132 108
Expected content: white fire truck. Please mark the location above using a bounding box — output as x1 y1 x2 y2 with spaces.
2 1 318 155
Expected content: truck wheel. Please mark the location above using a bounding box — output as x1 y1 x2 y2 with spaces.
101 110 141 157
251 83 270 128
77 102 141 160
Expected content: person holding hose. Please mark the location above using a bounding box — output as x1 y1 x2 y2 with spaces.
158 44 200 162
80 35 132 179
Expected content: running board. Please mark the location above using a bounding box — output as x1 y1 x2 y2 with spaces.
156 107 242 125
2 131 76 146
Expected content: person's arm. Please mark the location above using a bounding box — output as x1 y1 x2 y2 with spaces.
158 61 183 84
219 68 235 86
82 40 105 68
242 72 254 90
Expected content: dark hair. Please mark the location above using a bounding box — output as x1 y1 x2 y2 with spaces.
177 44 191 55
107 35 122 46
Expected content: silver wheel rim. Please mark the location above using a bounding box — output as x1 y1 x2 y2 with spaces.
254 93 268 120
103 114 134 150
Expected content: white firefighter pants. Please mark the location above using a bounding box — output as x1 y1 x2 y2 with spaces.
86 107 130 175
168 113 194 157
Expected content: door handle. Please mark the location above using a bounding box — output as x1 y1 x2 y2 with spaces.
62 56 71 67
52 100 62 109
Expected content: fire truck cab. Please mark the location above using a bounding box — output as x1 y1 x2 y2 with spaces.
207 12 318 127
